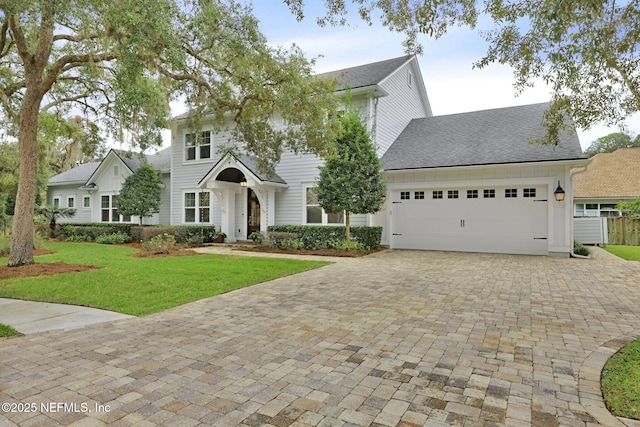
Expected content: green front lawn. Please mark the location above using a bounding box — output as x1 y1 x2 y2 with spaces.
0 323 19 337
602 339 640 419
0 242 329 316
603 245 640 262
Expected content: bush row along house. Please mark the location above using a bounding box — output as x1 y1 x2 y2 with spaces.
47 56 588 256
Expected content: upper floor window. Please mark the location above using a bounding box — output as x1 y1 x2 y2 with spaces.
185 131 211 161
67 196 75 208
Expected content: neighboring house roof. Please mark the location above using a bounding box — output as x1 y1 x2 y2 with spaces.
381 103 585 170
48 147 171 186
317 55 411 92
574 147 640 199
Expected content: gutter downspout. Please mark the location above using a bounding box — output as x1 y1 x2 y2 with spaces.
569 162 591 258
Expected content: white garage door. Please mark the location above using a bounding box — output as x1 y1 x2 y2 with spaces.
390 186 548 255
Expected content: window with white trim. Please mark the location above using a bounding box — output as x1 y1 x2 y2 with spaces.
448 190 459 199
101 195 131 223
523 188 536 198
433 190 443 199
414 191 425 200
484 189 495 198
505 188 517 198
184 191 212 223
185 131 211 161
67 196 75 208
53 197 60 208
400 191 410 200
83 196 91 208
305 187 344 225
467 190 478 199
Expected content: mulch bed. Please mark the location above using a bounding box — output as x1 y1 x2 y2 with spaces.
235 245 386 257
0 262 100 280
126 243 203 258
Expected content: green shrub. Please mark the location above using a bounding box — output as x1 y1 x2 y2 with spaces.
66 234 91 242
0 239 8 257
142 233 176 254
341 240 362 251
267 225 382 250
59 223 133 241
131 225 217 244
96 233 132 245
574 240 590 256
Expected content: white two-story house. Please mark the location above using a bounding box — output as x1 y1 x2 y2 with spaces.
48 55 588 256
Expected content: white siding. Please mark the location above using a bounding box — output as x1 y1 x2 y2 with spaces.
48 184 93 223
169 121 233 227
375 61 431 156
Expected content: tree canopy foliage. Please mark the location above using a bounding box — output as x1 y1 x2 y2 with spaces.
315 109 385 241
583 132 640 157
116 162 162 225
1 0 339 266
287 0 640 143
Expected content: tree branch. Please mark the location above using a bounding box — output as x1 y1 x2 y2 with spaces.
41 51 118 96
40 93 94 113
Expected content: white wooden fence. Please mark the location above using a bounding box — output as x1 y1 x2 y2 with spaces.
574 217 608 245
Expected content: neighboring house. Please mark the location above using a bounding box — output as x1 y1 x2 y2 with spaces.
47 55 588 256
573 147 640 217
47 148 171 225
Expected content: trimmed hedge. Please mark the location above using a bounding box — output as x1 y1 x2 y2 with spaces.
267 225 382 250
131 226 217 244
60 223 133 241
59 223 217 244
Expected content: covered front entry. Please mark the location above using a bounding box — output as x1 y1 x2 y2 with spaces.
390 184 549 255
198 153 287 241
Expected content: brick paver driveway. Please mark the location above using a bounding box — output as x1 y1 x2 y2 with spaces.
2 249 640 426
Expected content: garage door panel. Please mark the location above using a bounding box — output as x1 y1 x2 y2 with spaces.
391 186 548 255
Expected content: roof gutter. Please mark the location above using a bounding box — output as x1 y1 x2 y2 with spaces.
569 160 592 259
383 157 589 173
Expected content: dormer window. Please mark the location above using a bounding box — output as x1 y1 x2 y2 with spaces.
185 131 211 161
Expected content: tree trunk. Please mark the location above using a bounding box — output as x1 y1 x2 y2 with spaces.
345 211 351 241
9 93 43 266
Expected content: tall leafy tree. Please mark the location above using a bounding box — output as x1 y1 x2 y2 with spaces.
617 198 640 218
287 0 640 143
116 162 162 226
1 0 338 266
583 132 640 157
315 109 386 241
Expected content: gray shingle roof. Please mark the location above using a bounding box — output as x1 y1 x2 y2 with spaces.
48 147 171 186
317 55 411 90
48 162 101 184
381 103 585 170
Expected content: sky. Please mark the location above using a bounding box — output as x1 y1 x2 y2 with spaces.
167 1 640 151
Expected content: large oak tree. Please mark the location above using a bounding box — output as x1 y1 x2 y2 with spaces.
1 0 338 266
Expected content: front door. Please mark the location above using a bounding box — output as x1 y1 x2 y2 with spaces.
248 188 261 236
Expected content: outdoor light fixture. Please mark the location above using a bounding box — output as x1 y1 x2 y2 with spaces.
240 177 247 187
554 181 565 202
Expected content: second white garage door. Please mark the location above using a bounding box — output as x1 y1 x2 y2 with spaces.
390 185 548 255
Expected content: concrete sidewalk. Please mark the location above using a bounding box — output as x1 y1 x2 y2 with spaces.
0 298 134 334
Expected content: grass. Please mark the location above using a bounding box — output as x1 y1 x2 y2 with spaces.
0 323 19 337
0 241 330 316
602 339 640 419
603 245 640 262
